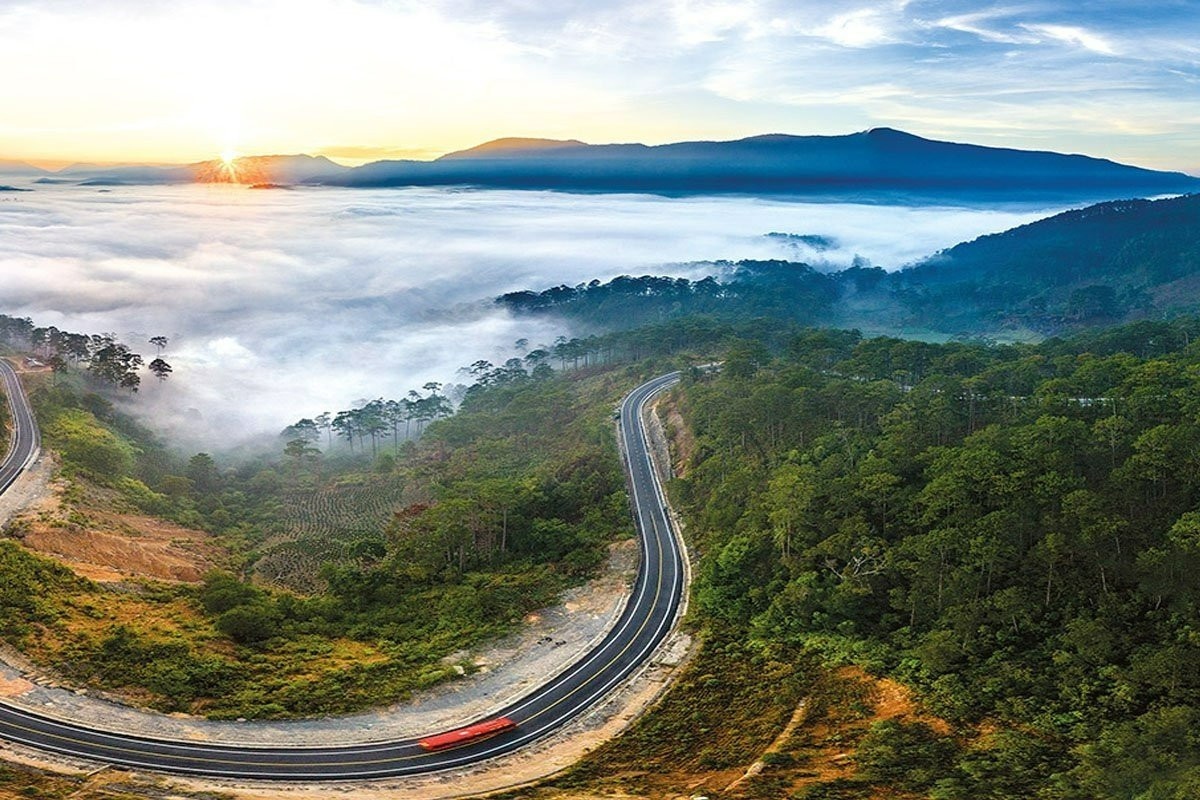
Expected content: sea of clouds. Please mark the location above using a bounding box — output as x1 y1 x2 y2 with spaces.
0 183 1063 449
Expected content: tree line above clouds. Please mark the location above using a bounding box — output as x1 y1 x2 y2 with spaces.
0 314 171 391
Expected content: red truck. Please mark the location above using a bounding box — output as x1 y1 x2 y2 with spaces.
417 717 517 752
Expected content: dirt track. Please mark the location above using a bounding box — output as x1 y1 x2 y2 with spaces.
0 453 52 530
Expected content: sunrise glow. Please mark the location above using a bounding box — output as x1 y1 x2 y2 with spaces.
0 1 1196 171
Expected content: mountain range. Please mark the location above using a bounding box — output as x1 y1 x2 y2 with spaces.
6 129 1197 200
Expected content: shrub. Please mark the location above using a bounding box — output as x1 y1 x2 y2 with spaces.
198 571 261 614
217 604 282 644
45 409 135 478
854 720 959 792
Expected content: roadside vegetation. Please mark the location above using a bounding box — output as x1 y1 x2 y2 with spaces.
1 316 766 719
0 378 9 457
0 357 643 717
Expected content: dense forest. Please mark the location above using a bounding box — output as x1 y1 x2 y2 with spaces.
664 317 1200 798
10 311 1200 795
498 262 846 330
499 193 1200 339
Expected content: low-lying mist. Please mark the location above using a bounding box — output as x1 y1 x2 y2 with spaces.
0 183 1063 450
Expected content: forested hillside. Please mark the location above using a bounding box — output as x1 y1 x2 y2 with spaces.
7 298 1200 797
893 193 1200 332
10 277 1200 795
498 262 846 329
500 194 1200 339
655 318 1200 797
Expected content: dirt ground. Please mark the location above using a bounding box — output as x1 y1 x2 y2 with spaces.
19 508 219 583
778 665 953 794
2 457 220 583
0 455 52 531
653 392 696 479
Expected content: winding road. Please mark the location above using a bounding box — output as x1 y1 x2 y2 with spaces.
0 362 685 780
0 360 39 496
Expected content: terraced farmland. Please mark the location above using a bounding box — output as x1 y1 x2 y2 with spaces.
256 474 414 593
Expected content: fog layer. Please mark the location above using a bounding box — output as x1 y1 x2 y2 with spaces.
0 184 1062 446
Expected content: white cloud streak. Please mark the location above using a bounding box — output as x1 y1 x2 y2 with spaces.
1021 23 1117 55
813 5 906 48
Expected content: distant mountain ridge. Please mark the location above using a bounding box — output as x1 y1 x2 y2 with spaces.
333 128 1199 197
0 160 47 177
25 129 1200 200
43 154 349 187
439 137 588 158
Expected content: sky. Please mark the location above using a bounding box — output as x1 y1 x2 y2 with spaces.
1 0 1198 171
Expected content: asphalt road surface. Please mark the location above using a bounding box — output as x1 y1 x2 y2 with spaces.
0 360 39 495
0 366 685 780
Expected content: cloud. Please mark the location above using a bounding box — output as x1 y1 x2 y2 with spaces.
931 9 1039 44
1022 23 1117 55
686 1 1200 172
813 6 903 48
0 0 1198 171
0 183 1062 448
667 0 761 45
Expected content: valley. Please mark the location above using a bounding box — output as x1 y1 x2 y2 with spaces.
1 40 1199 795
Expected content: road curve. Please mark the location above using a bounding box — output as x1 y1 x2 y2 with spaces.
0 366 685 780
0 360 40 496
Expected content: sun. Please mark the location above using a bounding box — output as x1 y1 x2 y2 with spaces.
214 146 242 183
